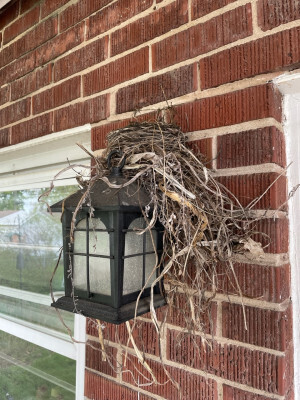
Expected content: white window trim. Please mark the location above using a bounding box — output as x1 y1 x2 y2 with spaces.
0 124 91 400
275 71 300 400
0 0 12 10
0 124 92 191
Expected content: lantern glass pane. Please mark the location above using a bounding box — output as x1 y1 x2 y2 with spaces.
74 219 86 254
89 257 111 295
73 255 87 291
145 230 157 287
123 256 143 295
89 219 110 256
123 218 145 295
124 228 143 257
123 218 158 295
145 253 157 288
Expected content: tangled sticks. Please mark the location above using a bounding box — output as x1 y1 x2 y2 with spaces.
93 120 264 335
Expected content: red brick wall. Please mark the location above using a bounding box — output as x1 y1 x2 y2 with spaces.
0 0 297 399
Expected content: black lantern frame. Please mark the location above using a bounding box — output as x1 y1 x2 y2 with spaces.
51 152 165 324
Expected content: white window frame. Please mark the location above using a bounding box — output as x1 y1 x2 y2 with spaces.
0 124 92 400
0 0 12 10
275 72 300 400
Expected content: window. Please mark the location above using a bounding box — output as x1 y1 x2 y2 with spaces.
0 124 91 400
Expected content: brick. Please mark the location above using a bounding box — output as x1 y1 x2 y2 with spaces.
41 0 70 19
54 94 109 131
20 0 38 13
152 29 190 72
188 138 213 168
32 76 80 115
167 329 290 394
111 0 188 56
250 217 289 254
217 173 287 210
0 128 10 148
11 113 53 144
91 112 157 150
116 64 197 114
0 85 10 105
200 27 300 89
278 344 294 395
190 5 252 58
92 121 130 150
222 303 293 351
123 354 218 399
258 0 300 31
116 320 161 356
0 16 58 69
60 0 112 32
217 127 286 169
0 0 19 30
87 0 153 39
223 385 277 400
174 84 282 132
35 22 84 66
3 5 40 44
84 47 149 97
161 293 217 335
0 51 36 86
85 371 152 400
191 0 238 19
216 263 290 303
54 36 108 82
0 98 30 127
11 64 52 101
87 319 161 356
86 341 117 377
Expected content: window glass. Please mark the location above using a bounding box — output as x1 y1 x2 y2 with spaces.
0 331 76 400
0 186 77 295
0 186 77 334
0 296 74 334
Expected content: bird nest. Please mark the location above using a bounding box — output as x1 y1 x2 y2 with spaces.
89 119 265 333
47 117 272 393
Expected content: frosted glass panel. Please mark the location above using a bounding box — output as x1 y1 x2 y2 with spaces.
89 231 109 255
74 219 86 254
123 255 143 295
146 230 157 252
73 255 87 290
145 253 157 288
90 218 107 230
125 233 143 256
123 218 158 295
89 257 111 295
124 218 144 256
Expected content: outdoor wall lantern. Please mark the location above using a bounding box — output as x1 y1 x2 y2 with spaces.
50 151 165 324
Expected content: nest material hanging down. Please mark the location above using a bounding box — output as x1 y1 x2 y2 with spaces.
87 120 264 333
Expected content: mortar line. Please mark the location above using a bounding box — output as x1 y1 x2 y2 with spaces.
251 0 262 36
2 0 300 81
85 346 286 400
213 163 285 176
87 328 287 359
1 71 281 125
85 367 166 400
186 118 284 139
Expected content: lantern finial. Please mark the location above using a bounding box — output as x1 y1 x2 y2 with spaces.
107 150 126 177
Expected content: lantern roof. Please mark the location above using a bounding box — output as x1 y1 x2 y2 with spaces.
50 174 151 212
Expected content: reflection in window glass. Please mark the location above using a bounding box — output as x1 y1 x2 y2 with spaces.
0 331 75 400
0 296 74 334
0 187 77 294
